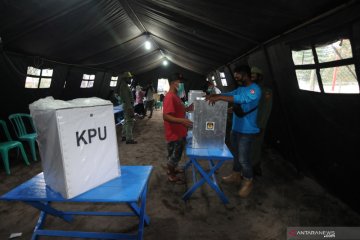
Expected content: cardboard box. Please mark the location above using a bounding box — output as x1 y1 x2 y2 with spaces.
30 97 120 199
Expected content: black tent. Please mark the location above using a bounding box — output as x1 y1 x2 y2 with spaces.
1 0 360 214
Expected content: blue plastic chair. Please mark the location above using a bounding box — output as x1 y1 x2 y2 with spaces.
8 113 38 161
0 120 30 174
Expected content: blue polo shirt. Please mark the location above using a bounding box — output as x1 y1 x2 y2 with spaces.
222 83 261 134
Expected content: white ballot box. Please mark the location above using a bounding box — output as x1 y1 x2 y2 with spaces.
192 100 228 149
29 97 120 199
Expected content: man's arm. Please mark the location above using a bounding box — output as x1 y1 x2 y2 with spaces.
205 94 234 105
163 113 193 127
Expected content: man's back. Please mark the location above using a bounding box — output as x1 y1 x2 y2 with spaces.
119 81 134 107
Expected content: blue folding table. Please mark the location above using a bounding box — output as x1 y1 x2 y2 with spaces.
0 165 153 240
183 142 233 204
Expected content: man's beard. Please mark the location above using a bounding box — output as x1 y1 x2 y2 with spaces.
236 79 245 86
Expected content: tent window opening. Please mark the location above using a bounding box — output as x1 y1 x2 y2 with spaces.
25 67 53 89
157 78 169 94
81 74 95 88
110 76 118 87
211 75 217 86
219 72 228 86
295 69 321 92
292 39 359 94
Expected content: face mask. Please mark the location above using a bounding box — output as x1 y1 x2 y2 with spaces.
176 83 185 98
127 79 133 84
237 76 247 86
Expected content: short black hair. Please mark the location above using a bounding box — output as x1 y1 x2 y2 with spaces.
168 72 184 83
233 65 251 77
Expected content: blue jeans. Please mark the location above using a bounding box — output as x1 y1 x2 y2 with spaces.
231 131 255 179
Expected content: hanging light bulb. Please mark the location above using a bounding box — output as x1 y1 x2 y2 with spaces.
163 59 168 66
145 40 152 50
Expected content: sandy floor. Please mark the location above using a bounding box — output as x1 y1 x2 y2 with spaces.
1 109 359 240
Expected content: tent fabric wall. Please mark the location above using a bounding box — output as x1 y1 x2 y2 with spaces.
135 64 207 94
266 41 360 212
215 4 360 212
0 52 108 119
259 16 360 212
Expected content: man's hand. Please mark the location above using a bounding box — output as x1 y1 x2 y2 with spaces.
186 103 194 112
181 118 193 128
205 94 218 105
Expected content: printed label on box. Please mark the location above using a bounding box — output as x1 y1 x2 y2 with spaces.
205 121 215 131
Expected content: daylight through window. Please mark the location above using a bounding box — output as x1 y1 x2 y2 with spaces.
25 67 53 89
157 78 169 93
110 76 118 87
81 74 95 88
219 72 228 86
292 39 359 94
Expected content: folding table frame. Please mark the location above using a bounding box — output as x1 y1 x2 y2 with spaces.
0 165 153 240
183 144 233 204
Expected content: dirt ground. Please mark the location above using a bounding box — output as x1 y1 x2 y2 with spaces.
1 109 359 240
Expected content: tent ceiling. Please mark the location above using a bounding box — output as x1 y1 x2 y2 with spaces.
0 0 348 74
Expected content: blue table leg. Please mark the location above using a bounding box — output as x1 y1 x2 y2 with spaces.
182 159 229 204
184 159 192 170
127 182 150 230
27 201 73 240
137 182 148 240
26 201 73 222
128 203 150 226
184 158 197 183
31 211 47 240
191 161 197 184
208 160 217 183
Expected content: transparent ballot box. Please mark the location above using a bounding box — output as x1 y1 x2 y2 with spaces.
29 97 120 199
188 90 206 122
192 99 228 149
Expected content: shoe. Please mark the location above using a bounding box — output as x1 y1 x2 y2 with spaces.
238 179 253 198
167 174 185 185
222 172 242 185
166 167 184 175
121 137 126 141
167 164 185 184
126 140 137 144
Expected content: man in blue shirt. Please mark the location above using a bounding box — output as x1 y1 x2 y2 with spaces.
206 65 261 197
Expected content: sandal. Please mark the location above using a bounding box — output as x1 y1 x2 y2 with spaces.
161 164 185 174
166 168 185 175
167 175 185 185
126 139 137 144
